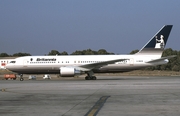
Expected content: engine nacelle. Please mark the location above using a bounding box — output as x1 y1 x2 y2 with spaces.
60 67 82 77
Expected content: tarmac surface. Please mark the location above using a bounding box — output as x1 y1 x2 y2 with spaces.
1 76 180 116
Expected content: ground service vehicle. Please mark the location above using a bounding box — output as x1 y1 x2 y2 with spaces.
43 74 51 79
4 74 16 80
28 75 36 80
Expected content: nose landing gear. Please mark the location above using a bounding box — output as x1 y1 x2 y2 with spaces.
18 74 24 81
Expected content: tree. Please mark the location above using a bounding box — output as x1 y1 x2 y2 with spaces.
71 49 114 55
84 49 96 55
60 51 68 55
48 50 60 55
71 50 84 55
130 50 139 54
97 49 114 55
172 65 180 71
71 49 96 55
13 52 31 56
160 48 178 71
0 53 9 57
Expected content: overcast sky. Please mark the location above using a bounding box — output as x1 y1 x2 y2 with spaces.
0 0 179 55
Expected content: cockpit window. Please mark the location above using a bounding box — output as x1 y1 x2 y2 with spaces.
10 61 16 63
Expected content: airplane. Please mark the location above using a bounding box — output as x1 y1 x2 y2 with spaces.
6 25 174 81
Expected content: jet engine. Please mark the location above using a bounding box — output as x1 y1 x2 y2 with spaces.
60 67 82 77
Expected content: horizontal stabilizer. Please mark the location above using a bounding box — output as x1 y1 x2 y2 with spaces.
146 55 176 63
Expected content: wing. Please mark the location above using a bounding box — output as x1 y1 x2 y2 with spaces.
76 59 127 71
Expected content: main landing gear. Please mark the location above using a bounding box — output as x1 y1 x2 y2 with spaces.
85 76 97 80
85 71 97 80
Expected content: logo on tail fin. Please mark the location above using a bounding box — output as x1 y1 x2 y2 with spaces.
155 35 165 49
136 25 173 56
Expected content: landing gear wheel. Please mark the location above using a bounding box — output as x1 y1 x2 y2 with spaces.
85 76 90 80
85 76 96 80
20 78 24 81
85 71 97 80
92 76 97 80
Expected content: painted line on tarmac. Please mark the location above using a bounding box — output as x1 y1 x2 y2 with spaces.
85 96 110 116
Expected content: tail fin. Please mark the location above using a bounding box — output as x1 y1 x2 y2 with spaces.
136 25 173 57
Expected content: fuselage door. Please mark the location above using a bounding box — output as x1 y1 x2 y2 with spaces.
23 59 28 67
129 58 134 66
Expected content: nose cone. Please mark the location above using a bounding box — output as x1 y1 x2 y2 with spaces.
5 64 13 70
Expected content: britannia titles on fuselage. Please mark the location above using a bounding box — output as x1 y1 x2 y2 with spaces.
36 58 56 62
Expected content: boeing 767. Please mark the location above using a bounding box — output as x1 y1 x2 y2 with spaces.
6 25 174 81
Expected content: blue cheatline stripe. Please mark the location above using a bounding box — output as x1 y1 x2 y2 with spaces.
84 96 110 116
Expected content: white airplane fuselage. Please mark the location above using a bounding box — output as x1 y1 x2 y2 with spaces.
6 54 167 74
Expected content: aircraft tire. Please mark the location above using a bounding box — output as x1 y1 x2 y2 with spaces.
85 76 91 80
92 76 96 80
20 78 24 81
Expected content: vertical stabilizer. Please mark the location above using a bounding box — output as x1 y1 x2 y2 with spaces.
136 25 173 57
